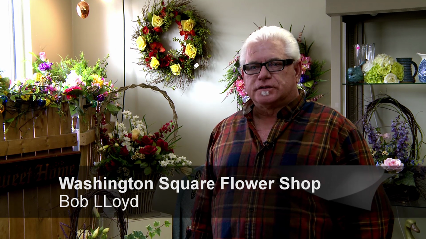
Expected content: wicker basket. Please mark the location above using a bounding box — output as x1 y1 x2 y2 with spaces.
121 172 161 215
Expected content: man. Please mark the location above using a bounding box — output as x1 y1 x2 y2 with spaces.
191 26 394 239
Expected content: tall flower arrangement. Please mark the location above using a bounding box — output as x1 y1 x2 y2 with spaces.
291 25 329 101
362 96 425 187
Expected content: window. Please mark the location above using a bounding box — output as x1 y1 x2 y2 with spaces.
0 0 32 80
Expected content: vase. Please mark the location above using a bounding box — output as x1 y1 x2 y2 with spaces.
417 53 426 83
396 58 418 83
120 172 161 216
383 184 420 203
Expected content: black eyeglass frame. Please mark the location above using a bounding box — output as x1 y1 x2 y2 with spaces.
242 59 295 75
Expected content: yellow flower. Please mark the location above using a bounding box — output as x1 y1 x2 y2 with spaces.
181 19 196 31
92 227 99 238
131 128 140 141
92 75 104 86
185 43 197 59
136 36 146 51
45 98 51 106
21 94 30 101
170 64 182 75
152 14 164 27
33 72 43 82
150 57 160 69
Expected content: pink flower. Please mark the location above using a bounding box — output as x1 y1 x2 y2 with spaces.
381 158 404 173
300 54 311 74
235 79 247 97
39 52 46 61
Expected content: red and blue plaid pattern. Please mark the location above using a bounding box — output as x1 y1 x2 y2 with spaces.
191 93 394 239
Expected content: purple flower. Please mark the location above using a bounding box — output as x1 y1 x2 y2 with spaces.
97 94 105 102
38 62 53 71
299 74 310 83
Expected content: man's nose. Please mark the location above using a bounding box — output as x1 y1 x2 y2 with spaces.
258 65 272 79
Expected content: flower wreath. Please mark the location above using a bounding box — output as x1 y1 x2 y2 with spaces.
134 0 211 89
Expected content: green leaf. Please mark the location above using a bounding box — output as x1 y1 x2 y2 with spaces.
146 225 153 232
4 117 15 123
106 103 121 115
149 232 155 239
153 221 160 227
155 228 161 236
134 160 142 165
144 167 152 175
395 171 416 186
176 15 181 21
164 220 171 227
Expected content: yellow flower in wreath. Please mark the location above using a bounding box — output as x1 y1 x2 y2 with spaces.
185 43 197 59
181 19 196 31
170 64 182 75
150 57 160 69
152 14 164 27
136 36 147 51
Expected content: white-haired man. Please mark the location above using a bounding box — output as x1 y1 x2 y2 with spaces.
191 26 394 239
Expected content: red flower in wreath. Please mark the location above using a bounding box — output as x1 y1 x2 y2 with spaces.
150 42 166 53
180 29 196 40
160 54 172 67
153 27 163 33
143 26 150 34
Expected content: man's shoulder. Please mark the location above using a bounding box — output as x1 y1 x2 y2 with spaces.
211 110 245 132
304 101 356 129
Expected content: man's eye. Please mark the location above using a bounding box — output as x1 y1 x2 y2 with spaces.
247 65 260 70
268 61 282 67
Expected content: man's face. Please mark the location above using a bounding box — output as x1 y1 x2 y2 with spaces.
242 39 301 108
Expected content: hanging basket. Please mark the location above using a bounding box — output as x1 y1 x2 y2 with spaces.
120 172 161 215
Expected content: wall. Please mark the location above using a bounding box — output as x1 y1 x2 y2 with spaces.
31 0 73 63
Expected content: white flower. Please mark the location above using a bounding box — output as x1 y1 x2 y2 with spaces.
362 60 373 73
65 70 83 87
194 63 199 69
384 73 399 83
373 54 395 67
122 110 132 119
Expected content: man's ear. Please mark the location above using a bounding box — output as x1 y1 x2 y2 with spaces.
294 60 302 79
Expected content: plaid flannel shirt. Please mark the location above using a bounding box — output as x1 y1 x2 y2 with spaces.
191 93 394 239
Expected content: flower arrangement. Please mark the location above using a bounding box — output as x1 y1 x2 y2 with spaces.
134 0 211 89
363 54 404 83
0 71 10 113
362 95 425 188
96 110 191 180
292 25 329 101
221 25 329 109
59 52 121 115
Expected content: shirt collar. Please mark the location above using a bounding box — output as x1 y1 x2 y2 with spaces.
243 90 306 121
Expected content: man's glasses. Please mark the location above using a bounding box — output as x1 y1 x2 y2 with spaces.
242 59 294 75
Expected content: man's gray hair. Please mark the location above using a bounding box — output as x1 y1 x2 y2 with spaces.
239 26 301 67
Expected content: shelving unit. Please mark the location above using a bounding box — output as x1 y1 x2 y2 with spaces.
326 2 426 238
